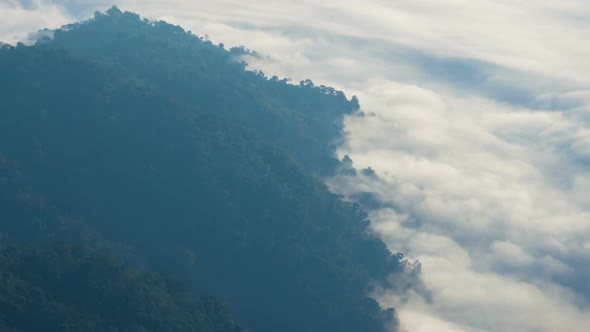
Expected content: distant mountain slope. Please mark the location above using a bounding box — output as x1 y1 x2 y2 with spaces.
0 7 406 332
0 245 244 332
49 6 359 177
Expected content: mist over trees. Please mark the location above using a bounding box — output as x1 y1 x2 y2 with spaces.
0 7 409 332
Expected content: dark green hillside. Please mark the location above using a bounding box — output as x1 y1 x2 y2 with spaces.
49 6 358 176
0 245 244 332
0 7 405 332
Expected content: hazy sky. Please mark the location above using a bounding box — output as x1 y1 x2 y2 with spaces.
3 1 590 331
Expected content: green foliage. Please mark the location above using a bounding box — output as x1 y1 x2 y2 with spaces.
0 7 405 332
0 245 244 332
49 6 358 176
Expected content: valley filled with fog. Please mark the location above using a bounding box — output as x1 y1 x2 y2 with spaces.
3 1 590 331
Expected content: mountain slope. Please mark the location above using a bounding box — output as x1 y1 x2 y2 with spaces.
0 245 244 332
0 7 406 332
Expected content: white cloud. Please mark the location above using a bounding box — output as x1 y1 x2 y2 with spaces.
0 1 72 44
329 80 590 331
4 1 590 331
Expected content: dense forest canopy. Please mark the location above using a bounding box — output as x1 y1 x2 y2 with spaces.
0 245 245 332
0 6 408 332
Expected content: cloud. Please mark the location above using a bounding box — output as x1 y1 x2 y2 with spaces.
0 1 72 44
4 1 590 331
328 79 590 330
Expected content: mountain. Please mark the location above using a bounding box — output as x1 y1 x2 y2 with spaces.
0 7 407 332
0 245 244 332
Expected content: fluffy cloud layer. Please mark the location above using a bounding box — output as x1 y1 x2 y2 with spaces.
0 1 73 44
4 1 590 331
330 81 590 331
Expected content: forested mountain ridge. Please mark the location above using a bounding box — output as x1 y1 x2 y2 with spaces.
50 6 358 177
0 6 407 332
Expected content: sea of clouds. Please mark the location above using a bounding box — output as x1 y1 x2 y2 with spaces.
3 1 590 331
